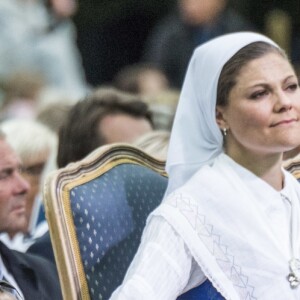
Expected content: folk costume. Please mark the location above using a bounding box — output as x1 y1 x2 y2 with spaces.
111 32 300 299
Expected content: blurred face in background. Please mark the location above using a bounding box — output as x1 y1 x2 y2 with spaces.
179 0 226 26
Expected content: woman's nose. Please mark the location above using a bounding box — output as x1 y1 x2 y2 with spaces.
274 90 293 112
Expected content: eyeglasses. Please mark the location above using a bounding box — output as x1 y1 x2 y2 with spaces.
0 280 24 300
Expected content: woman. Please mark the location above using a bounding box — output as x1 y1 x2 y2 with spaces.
110 32 300 299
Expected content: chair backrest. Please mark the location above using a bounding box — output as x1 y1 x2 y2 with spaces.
283 155 300 181
44 144 168 300
44 143 225 300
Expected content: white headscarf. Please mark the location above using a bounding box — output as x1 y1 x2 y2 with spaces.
166 32 278 194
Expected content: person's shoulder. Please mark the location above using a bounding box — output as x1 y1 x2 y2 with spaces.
11 249 62 298
26 230 55 263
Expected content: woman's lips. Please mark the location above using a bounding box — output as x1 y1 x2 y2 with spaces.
271 118 298 127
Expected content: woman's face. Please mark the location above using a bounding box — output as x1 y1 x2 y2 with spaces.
216 52 300 158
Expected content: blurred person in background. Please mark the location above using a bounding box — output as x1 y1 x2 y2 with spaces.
36 102 72 134
0 71 45 121
0 130 62 299
34 86 81 134
113 63 180 131
113 63 170 97
0 119 57 252
27 87 154 261
0 0 87 101
133 130 170 161
142 89 180 131
57 87 153 168
143 0 254 88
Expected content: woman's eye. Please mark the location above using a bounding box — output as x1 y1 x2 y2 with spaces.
250 90 268 100
286 83 299 91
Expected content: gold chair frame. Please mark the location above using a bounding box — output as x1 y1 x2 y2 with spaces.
43 144 167 300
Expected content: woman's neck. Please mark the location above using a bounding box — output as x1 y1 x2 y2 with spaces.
225 149 284 191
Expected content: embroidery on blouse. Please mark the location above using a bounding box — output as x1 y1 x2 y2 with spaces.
167 191 257 300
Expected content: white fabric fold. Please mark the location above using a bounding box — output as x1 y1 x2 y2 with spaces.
153 154 300 299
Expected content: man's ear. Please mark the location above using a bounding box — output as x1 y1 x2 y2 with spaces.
215 105 228 129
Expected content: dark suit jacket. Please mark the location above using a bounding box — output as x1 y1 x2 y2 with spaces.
26 231 55 264
0 241 62 300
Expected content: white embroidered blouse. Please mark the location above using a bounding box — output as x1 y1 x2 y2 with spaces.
110 154 299 300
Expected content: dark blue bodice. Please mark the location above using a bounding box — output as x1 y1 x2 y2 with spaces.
177 280 225 300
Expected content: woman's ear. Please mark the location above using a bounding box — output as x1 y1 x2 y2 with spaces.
216 105 228 129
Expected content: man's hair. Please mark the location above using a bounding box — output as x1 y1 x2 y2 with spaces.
134 130 170 161
57 87 153 168
0 119 57 164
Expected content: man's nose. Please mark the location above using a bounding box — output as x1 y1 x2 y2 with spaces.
14 171 30 195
